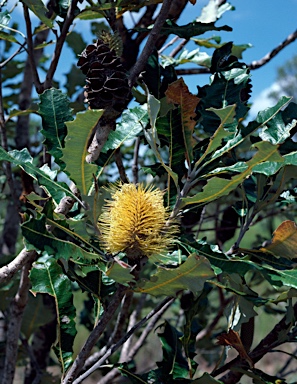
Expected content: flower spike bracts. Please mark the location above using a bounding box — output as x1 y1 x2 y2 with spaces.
98 183 178 260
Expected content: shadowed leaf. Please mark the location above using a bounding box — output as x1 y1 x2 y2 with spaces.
30 258 76 374
38 88 73 167
135 254 215 296
165 78 199 165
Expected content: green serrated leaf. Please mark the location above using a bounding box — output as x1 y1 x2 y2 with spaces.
38 88 73 166
161 48 211 69
184 141 283 206
21 0 53 28
156 321 189 379
21 293 56 339
21 215 103 264
0 10 11 29
157 20 232 39
62 109 104 195
102 104 148 153
135 254 215 296
30 257 76 374
195 104 236 170
196 0 234 23
105 261 135 286
0 147 82 205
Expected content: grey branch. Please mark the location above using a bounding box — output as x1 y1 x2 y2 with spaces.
62 285 128 384
3 261 33 383
73 296 175 384
128 0 172 87
0 249 37 285
249 28 297 69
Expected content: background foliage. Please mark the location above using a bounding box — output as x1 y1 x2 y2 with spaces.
0 1 297 383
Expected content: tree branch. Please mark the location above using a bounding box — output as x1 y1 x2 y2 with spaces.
0 249 37 285
73 296 175 384
249 29 297 70
3 261 33 383
43 0 79 89
128 0 172 87
23 4 43 93
62 284 128 384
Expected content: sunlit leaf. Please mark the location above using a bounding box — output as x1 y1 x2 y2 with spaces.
102 105 148 153
184 141 283 206
0 31 18 43
62 109 104 195
161 48 211 69
196 0 234 23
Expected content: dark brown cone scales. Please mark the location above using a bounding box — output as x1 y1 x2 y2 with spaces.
77 39 130 116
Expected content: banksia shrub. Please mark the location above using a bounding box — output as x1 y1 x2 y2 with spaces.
98 184 178 260
77 38 130 116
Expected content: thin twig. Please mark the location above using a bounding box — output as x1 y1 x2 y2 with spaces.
62 284 128 384
128 0 172 87
119 293 147 361
132 136 141 184
0 67 21 213
3 261 33 383
73 296 175 384
158 36 179 54
114 148 129 183
23 4 43 92
98 293 171 384
44 0 79 89
125 295 173 361
169 38 189 58
109 290 134 344
0 43 26 68
249 29 297 69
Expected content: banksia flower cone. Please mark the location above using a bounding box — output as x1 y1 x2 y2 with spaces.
77 38 130 116
98 184 178 260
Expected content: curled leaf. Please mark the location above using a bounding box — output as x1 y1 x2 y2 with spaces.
217 329 253 368
261 220 297 260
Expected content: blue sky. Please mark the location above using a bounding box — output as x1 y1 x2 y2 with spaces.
5 0 297 117
180 0 297 116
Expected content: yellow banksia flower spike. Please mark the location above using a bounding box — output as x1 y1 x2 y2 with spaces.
98 183 178 260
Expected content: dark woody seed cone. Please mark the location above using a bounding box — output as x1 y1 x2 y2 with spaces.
77 39 130 118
